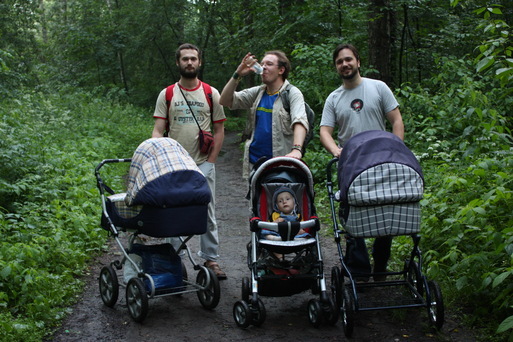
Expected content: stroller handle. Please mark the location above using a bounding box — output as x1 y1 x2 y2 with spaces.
95 158 132 174
325 157 338 183
256 218 318 231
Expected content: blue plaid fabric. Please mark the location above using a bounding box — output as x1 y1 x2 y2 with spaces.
108 193 142 219
344 163 423 237
125 138 202 207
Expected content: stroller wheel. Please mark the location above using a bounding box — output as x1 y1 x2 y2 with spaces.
99 265 119 307
427 280 445 331
250 298 266 327
126 278 149 323
307 299 323 328
233 300 252 328
241 277 250 302
330 266 342 309
341 285 355 337
197 267 221 310
322 295 339 325
405 259 424 297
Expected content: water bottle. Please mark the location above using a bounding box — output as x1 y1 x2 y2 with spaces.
246 56 263 74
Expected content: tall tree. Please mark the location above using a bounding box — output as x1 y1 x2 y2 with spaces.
367 0 396 85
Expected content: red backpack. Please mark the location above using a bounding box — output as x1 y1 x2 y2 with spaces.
164 81 213 134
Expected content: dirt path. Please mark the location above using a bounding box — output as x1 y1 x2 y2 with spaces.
49 132 477 342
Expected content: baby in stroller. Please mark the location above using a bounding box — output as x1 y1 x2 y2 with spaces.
233 157 337 328
262 186 311 240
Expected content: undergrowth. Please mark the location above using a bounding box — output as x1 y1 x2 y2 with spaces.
0 89 152 341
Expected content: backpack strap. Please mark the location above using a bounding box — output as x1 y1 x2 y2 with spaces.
201 81 213 115
201 81 214 128
280 83 293 112
164 83 176 135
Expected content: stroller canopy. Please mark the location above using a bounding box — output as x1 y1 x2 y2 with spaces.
338 130 423 205
338 130 424 237
250 157 316 220
125 138 211 208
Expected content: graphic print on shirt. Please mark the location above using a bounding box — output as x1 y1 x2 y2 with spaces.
173 96 208 125
351 99 364 112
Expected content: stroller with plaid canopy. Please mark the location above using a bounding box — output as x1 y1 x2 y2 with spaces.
95 138 220 323
326 130 444 336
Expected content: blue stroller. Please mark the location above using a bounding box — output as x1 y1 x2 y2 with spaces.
233 157 338 328
95 138 220 322
326 130 444 336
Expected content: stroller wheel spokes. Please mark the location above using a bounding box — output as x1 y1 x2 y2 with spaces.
330 266 342 309
233 300 252 328
427 280 445 330
341 285 355 337
126 278 149 323
197 267 221 310
99 265 119 307
322 295 339 326
307 299 323 328
250 298 266 327
405 259 424 298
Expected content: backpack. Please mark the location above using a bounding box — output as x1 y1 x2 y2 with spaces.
280 84 315 154
164 81 213 134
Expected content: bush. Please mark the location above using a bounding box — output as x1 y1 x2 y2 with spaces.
0 89 152 340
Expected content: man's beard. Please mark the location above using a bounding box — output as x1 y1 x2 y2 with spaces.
340 68 358 80
179 66 198 79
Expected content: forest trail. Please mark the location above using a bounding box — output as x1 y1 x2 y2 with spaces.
49 131 476 342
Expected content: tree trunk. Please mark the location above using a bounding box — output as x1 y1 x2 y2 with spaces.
368 0 395 85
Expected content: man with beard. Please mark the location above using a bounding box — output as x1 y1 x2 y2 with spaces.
219 51 308 179
320 44 404 281
152 43 227 279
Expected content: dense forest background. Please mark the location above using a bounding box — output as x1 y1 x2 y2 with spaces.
0 0 512 341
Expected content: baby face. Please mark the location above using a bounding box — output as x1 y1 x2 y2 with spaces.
276 192 294 214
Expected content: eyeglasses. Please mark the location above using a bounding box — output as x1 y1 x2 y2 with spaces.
261 62 276 67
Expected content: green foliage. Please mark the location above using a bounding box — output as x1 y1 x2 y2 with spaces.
451 2 513 91
399 55 513 339
0 89 152 340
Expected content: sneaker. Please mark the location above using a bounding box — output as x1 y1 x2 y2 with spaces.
204 261 227 280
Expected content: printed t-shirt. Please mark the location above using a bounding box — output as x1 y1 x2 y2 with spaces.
153 82 225 164
249 92 277 164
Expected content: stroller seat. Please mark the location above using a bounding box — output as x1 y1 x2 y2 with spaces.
253 180 318 254
106 193 141 220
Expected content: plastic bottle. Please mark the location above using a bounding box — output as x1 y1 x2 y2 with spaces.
246 56 263 74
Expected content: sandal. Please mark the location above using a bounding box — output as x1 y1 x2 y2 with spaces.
204 261 227 280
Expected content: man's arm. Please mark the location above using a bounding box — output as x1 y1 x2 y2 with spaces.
219 53 254 107
320 125 342 158
152 118 167 138
207 121 225 163
386 107 404 140
285 123 306 159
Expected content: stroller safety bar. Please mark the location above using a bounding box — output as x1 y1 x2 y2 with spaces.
256 219 317 231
